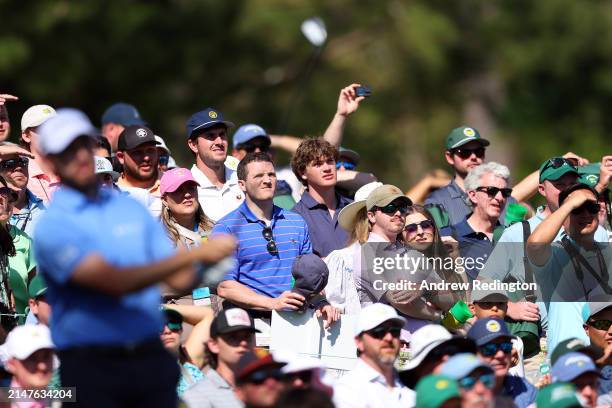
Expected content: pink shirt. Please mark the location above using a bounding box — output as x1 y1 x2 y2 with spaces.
27 159 60 204
9 378 46 408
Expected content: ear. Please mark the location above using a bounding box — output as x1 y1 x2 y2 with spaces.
28 299 38 315
355 335 365 354
115 151 125 165
468 302 476 315
187 138 198 155
5 358 16 374
468 190 478 206
21 131 31 145
238 179 247 193
537 183 546 198
583 324 589 335
207 338 221 356
235 386 246 402
444 150 455 166
367 210 376 224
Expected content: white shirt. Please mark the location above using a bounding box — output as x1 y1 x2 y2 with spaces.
119 186 162 218
190 158 244 222
333 359 415 408
325 242 362 315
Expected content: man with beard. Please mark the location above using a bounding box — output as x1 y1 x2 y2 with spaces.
115 124 162 216
451 162 511 280
333 303 415 408
0 152 45 237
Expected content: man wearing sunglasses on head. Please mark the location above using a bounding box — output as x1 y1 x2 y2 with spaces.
451 162 512 280
334 303 416 408
467 317 537 408
0 153 45 237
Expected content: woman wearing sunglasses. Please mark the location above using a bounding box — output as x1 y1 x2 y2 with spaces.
0 175 37 330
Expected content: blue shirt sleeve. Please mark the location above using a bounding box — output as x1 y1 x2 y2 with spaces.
33 217 94 285
300 220 313 255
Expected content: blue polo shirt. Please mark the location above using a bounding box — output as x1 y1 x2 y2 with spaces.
292 190 352 258
9 189 46 238
33 187 172 349
212 201 312 298
451 217 499 280
425 178 517 226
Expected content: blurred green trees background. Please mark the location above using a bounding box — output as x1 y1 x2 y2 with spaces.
2 0 612 191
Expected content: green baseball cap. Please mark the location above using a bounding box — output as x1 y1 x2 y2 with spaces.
415 374 461 408
577 163 602 189
28 275 47 299
445 126 490 150
536 383 582 408
538 157 579 183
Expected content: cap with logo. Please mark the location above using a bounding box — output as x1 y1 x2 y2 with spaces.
338 181 383 231
160 167 200 196
101 102 146 126
365 184 413 211
37 108 96 156
186 108 235 139
232 124 270 148
467 317 514 346
21 105 57 132
28 274 48 299
445 126 490 150
162 308 183 331
536 383 583 408
355 303 406 337
210 307 260 338
552 352 599 382
117 125 159 151
550 337 603 366
578 163 603 189
1 325 55 360
539 157 580 183
415 374 461 408
94 156 120 181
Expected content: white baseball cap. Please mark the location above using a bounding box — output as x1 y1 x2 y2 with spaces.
94 156 120 181
402 324 475 371
21 105 57 132
38 108 95 156
1 325 54 361
154 135 171 155
355 303 406 337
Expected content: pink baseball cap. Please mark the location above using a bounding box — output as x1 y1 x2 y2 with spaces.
160 168 199 195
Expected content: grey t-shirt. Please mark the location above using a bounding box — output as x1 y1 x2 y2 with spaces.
183 369 243 408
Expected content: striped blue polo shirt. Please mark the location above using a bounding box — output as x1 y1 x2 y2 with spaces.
212 201 312 298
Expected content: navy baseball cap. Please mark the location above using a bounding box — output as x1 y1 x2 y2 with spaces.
101 103 146 126
291 254 329 299
467 317 514 346
232 124 270 148
186 107 235 139
552 352 599 382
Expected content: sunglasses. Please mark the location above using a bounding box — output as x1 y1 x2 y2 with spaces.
458 373 495 390
366 325 402 340
478 341 513 357
375 203 410 216
452 147 485 159
542 157 579 172
336 160 356 171
282 370 313 384
159 155 169 166
0 157 29 171
241 143 270 153
262 226 278 255
588 319 612 331
404 220 434 235
244 368 284 385
475 186 513 199
571 201 600 215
